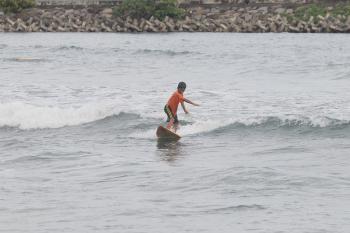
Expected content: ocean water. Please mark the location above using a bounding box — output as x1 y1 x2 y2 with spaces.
0 33 350 233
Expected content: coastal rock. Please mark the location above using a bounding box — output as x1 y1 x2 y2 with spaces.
269 21 277 32
288 25 300 32
29 22 39 32
220 23 228 31
165 21 175 31
257 20 267 31
139 18 146 30
101 8 113 16
125 22 141 32
346 16 350 25
16 19 28 32
159 21 167 32
57 26 66 32
257 7 268 14
317 15 325 21
230 24 241 32
311 25 321 33
27 17 33 25
243 22 253 32
308 16 314 24
40 20 49 32
329 25 344 33
244 13 252 21
145 20 158 32
182 23 192 31
101 23 112 32
286 9 294 14
275 8 285 14
345 25 350 33
6 18 15 26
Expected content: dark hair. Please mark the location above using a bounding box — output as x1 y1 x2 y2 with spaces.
177 81 186 89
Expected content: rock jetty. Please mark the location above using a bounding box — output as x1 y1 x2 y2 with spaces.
1 6 350 33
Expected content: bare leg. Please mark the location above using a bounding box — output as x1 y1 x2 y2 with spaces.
166 118 174 130
173 122 179 133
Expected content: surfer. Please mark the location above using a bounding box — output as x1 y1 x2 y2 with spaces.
164 82 199 132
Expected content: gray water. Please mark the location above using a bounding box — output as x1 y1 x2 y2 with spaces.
0 33 350 233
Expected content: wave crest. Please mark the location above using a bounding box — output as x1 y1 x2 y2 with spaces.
0 102 121 130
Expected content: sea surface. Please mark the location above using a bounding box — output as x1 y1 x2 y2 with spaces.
0 33 350 233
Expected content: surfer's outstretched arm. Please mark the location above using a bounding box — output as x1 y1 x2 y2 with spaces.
181 99 199 114
184 98 200 106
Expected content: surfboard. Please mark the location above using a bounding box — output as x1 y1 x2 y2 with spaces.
156 125 181 140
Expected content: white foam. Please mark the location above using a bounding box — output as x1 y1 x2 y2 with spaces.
0 101 121 130
128 129 156 139
179 119 231 136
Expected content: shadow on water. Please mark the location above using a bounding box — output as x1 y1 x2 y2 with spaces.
156 138 184 163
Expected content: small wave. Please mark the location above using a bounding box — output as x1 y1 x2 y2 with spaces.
91 112 143 127
179 116 350 137
33 45 44 49
2 151 92 166
198 90 220 97
53 45 85 51
209 204 266 213
332 72 350 80
5 57 46 63
100 112 141 121
238 116 350 129
135 49 193 56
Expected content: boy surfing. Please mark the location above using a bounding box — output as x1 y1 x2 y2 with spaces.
164 82 199 133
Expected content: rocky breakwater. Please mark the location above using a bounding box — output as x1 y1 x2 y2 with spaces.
1 6 350 32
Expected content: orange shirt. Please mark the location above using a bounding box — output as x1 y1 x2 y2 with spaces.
167 90 184 115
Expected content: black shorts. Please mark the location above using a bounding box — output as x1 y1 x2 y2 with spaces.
164 105 179 123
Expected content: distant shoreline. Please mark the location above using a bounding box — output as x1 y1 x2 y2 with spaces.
1 3 350 33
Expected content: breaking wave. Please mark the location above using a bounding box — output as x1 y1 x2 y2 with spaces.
128 115 350 139
1 101 350 136
179 116 350 136
0 101 124 130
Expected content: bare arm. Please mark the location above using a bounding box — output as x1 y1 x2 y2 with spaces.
181 102 189 114
184 98 199 106
181 98 199 114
